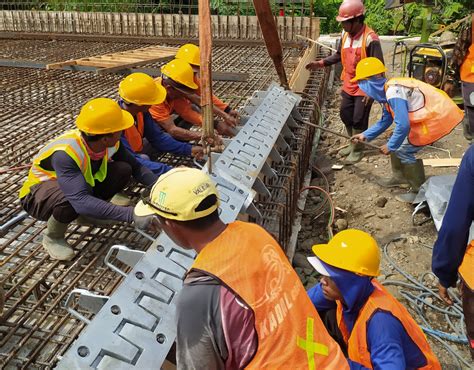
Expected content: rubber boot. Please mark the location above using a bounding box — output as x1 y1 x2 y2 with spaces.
396 159 426 203
110 192 132 207
377 153 409 188
42 216 74 261
343 129 364 164
338 126 353 157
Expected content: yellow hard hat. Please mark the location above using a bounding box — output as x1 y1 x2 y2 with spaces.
119 72 167 106
161 59 198 90
351 57 387 82
309 229 380 276
76 98 134 135
134 167 220 221
176 44 201 67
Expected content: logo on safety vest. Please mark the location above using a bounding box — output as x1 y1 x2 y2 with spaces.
297 317 329 370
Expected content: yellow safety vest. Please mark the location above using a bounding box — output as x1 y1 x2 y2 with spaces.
19 129 119 199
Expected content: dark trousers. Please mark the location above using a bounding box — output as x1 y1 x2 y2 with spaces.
20 161 132 224
462 82 474 142
340 91 374 131
318 309 348 357
461 281 474 359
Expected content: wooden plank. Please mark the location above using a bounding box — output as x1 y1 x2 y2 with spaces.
95 55 174 74
46 60 77 69
423 158 462 167
289 44 317 92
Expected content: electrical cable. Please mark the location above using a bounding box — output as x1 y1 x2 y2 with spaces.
382 237 471 367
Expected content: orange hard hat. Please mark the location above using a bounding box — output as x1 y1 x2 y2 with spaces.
336 0 365 22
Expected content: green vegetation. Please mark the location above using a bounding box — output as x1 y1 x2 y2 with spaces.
5 0 472 36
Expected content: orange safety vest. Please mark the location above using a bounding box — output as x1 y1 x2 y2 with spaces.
336 279 441 370
460 14 474 83
384 77 464 146
340 26 376 96
191 221 349 370
459 240 474 290
123 112 145 153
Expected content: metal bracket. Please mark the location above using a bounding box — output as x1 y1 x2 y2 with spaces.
104 245 146 277
64 289 110 325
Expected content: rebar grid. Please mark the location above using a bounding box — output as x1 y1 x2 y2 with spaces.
0 39 305 368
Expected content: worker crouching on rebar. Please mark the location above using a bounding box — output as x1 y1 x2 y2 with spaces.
118 72 203 175
175 43 240 126
307 229 441 369
133 168 349 369
18 98 159 261
351 57 464 202
432 145 474 360
149 59 236 140
305 0 384 164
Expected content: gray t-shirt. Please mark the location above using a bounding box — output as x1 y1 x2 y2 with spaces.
175 272 257 370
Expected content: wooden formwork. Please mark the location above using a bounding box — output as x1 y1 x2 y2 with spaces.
0 10 319 41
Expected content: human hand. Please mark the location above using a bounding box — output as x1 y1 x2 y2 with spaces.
191 145 204 160
379 144 390 155
351 133 367 143
438 282 453 305
224 114 238 128
133 213 157 232
228 109 240 119
305 60 325 70
215 121 235 137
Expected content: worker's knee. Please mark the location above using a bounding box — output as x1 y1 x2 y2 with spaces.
52 203 78 224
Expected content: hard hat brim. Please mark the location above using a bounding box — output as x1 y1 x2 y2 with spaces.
118 110 135 131
307 256 331 276
134 199 155 217
145 82 167 105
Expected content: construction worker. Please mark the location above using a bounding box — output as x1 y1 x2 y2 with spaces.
351 57 464 202
118 72 203 175
133 167 349 369
149 59 234 140
175 43 240 124
305 0 384 164
307 229 441 369
432 144 474 359
443 13 474 143
19 98 158 261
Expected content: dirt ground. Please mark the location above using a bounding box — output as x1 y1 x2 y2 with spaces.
294 79 472 368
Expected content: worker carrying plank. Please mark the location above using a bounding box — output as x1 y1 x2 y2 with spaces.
307 229 441 369
351 57 464 202
18 98 159 261
443 13 474 143
432 144 474 360
305 0 384 164
118 72 204 175
149 59 235 140
133 168 349 369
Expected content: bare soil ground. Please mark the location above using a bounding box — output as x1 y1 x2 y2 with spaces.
294 80 472 368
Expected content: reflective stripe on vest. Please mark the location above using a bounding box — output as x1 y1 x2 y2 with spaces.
19 129 119 199
459 240 474 290
340 26 373 80
336 279 441 369
124 112 145 153
191 221 349 369
384 77 464 146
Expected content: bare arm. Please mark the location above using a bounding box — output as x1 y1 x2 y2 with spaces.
156 116 202 142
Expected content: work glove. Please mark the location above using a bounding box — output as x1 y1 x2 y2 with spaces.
133 213 158 232
305 60 325 70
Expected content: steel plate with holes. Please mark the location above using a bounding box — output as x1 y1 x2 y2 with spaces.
57 85 301 369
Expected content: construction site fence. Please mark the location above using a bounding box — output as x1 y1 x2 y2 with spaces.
0 1 320 41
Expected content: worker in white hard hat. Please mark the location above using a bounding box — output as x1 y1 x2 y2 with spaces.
118 72 204 175
305 0 384 164
19 98 159 261
307 229 441 369
133 167 349 369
